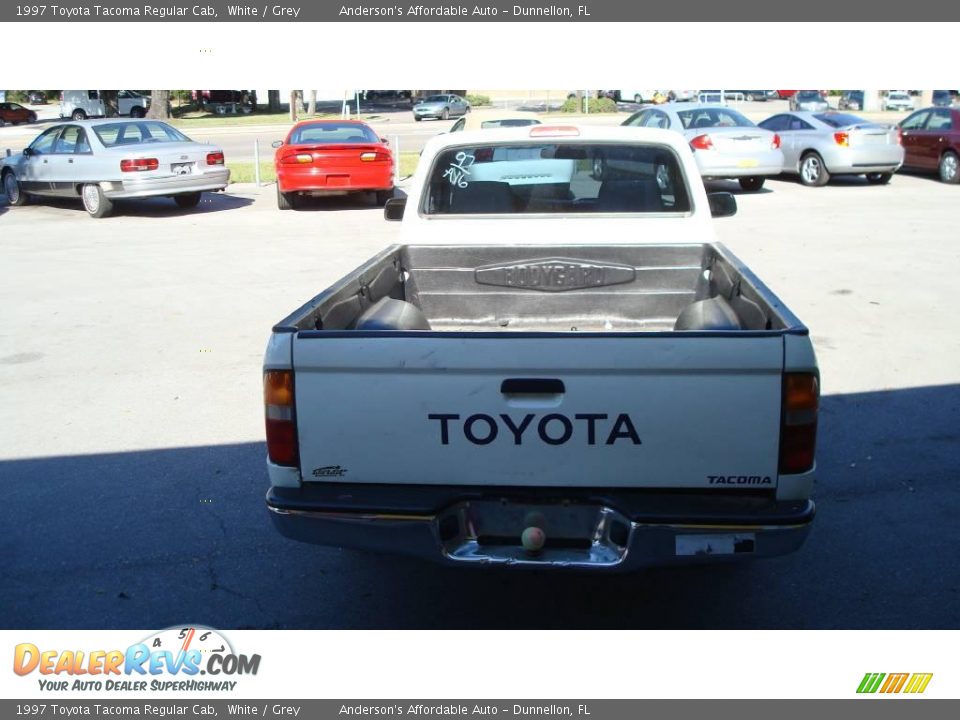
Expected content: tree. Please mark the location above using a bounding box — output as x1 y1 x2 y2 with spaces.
289 90 298 122
307 90 317 116
146 90 170 119
267 90 281 113
100 90 119 117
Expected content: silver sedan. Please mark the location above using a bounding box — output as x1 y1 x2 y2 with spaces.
1 119 230 217
621 103 784 191
757 111 904 186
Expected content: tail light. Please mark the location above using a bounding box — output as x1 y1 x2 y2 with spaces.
529 125 580 137
206 151 224 165
771 133 781 150
779 373 819 474
690 134 713 151
896 127 903 145
264 370 298 467
120 158 159 172
280 153 314 164
359 151 391 162
833 132 849 147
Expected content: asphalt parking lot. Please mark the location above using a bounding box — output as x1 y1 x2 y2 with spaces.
1 158 958 628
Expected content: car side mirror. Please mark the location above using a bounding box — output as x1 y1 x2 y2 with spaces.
271 140 283 149
381 137 389 144
708 192 737 218
384 197 406 221
22 147 35 157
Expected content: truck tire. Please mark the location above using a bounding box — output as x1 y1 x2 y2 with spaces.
738 176 765 191
3 171 28 206
939 151 959 184
81 183 113 218
174 192 202 208
130 106 146 118
799 152 830 187
71 109 87 121
277 185 295 210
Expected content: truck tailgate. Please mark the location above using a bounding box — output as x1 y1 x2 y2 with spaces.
292 335 784 489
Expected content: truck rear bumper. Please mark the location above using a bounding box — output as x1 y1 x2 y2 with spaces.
266 484 814 571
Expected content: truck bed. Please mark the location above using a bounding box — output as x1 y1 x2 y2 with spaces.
275 243 805 335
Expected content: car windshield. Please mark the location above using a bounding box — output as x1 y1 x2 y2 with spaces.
889 93 909 100
797 91 822 100
93 121 191 147
423 142 691 216
677 108 753 129
289 123 379 144
814 113 866 128
479 119 541 128
424 95 448 103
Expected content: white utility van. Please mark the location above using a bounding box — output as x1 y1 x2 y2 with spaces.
59 90 149 120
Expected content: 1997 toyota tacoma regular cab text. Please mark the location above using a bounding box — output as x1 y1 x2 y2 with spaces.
263 124 819 570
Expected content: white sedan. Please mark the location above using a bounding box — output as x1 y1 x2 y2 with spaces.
1 119 230 218
620 103 784 191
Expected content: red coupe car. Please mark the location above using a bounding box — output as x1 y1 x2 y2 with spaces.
899 107 960 184
272 120 394 209
0 102 38 125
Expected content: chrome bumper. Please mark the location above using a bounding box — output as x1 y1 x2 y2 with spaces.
266 488 814 571
103 168 230 199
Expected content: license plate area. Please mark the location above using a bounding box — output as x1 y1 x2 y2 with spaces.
171 162 194 175
435 499 633 567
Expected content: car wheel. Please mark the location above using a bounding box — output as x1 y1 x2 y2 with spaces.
375 189 393 206
174 192 202 208
413 115 421 122
28 112 37 123
939 151 960 184
799 152 830 187
71 109 87 121
81 183 113 218
591 155 607 181
276 185 296 210
130 106 146 118
3 171 28 206
738 176 765 191
634 94 643 104
865 172 892 185
746 93 757 102
441 108 449 120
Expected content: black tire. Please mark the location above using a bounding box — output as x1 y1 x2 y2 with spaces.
130 106 146 118
413 115 421 122
81 183 113 218
939 151 960 184
174 192 202 208
441 108 450 120
276 185 295 210
865 172 892 185
28 112 37 123
746 93 757 102
799 152 830 187
375 189 393 206
3 171 28 206
634 94 643 104
738 176 765 191
71 109 87 121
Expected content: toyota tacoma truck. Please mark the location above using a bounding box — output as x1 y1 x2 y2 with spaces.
264 124 819 570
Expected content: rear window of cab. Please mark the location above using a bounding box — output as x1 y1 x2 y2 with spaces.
289 123 379 145
94 122 190 147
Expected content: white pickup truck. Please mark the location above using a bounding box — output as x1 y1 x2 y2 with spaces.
264 124 819 570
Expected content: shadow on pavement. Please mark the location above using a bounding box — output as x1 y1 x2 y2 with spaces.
1 384 957 630
0 191 253 218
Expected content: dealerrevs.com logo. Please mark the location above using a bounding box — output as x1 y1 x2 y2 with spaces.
857 673 933 694
13 626 261 693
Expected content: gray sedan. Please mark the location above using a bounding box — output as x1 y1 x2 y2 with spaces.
412 94 470 122
789 91 830 112
621 103 784 191
757 111 904 186
1 119 230 217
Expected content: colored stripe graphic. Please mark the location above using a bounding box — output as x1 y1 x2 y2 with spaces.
857 673 886 693
880 673 909 693
903 673 933 694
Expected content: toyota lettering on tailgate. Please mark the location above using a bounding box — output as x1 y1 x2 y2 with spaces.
427 413 642 446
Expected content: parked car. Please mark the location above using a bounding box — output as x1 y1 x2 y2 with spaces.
0 102 38 125
59 90 149 120
600 90 662 104
272 120 394 210
449 110 541 132
757 112 903 186
789 91 830 112
838 91 864 111
932 90 956 108
412 94 470 121
667 90 699 102
776 91 798 99
1 120 230 218
898 107 960 184
883 91 914 112
621 103 783 191
27 91 47 105
724 90 776 102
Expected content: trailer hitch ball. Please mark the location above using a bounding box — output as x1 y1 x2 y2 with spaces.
521 526 546 554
